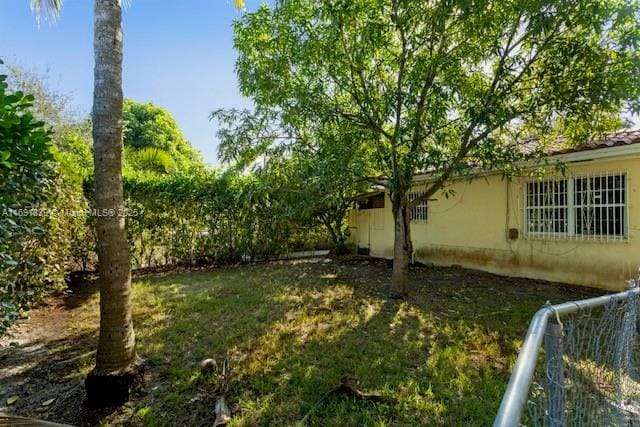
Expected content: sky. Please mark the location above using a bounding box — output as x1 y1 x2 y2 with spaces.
0 0 263 166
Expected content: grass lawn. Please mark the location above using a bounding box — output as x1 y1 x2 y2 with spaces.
0 257 602 426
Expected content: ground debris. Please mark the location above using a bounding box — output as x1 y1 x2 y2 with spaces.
213 357 231 427
299 376 397 424
0 414 72 426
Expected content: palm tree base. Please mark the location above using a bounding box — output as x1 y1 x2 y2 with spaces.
85 357 145 407
389 290 408 300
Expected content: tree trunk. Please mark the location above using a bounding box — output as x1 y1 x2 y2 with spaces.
85 0 143 407
390 190 412 298
323 217 348 255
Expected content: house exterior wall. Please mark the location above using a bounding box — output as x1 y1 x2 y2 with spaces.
348 156 640 290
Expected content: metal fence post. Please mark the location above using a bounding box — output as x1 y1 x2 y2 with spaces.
494 287 640 426
615 282 639 394
544 319 565 427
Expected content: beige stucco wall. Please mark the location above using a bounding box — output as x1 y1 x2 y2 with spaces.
348 156 640 290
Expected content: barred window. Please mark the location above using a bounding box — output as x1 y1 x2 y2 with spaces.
574 174 626 237
409 191 428 222
525 179 569 234
524 172 627 240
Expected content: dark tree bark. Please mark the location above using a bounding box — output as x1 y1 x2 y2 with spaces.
85 0 143 407
390 189 412 298
322 215 349 255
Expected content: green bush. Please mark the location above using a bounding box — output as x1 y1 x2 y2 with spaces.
0 69 56 333
122 169 330 269
0 64 93 335
0 62 341 335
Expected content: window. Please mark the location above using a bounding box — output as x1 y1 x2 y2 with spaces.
358 193 385 210
524 172 627 240
525 179 569 234
409 191 428 222
574 174 626 237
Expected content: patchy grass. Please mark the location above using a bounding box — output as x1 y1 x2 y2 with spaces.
0 258 602 426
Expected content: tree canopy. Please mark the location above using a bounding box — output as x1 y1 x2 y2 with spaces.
123 99 204 173
212 107 376 253
6 63 94 175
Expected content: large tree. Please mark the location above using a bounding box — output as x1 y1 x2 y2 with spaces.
31 0 143 406
30 0 249 404
234 0 640 297
83 0 144 406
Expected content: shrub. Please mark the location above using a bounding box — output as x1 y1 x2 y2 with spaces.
122 169 330 269
0 65 93 335
0 68 57 333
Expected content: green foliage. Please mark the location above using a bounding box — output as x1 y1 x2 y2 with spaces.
5 63 90 142
0 62 94 335
123 99 205 174
53 145 95 272
234 0 640 292
57 130 93 173
0 65 56 334
211 108 375 253
6 63 95 273
5 64 93 172
125 146 178 175
123 169 330 268
234 0 640 200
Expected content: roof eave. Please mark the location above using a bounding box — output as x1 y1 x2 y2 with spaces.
412 143 640 184
545 142 640 164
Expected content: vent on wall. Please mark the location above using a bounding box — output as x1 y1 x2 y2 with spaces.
508 228 519 240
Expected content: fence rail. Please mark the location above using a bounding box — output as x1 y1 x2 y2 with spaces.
494 278 640 426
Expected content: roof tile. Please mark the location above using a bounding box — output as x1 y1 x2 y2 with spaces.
544 128 640 156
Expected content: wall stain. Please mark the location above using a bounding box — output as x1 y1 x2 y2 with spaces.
414 245 627 290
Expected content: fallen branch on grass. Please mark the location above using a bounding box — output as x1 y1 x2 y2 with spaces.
214 395 231 427
299 376 397 424
0 414 72 427
54 350 96 366
214 357 231 427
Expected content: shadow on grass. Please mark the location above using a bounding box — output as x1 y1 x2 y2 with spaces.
0 259 607 426
129 260 601 426
0 330 121 426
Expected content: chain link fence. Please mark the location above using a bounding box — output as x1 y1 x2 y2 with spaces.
495 274 640 426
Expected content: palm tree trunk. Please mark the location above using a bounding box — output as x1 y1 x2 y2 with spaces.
85 0 143 407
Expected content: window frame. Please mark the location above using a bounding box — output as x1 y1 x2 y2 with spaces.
524 178 571 238
523 171 629 241
409 190 428 223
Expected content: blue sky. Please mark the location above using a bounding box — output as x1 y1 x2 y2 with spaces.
0 0 262 165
